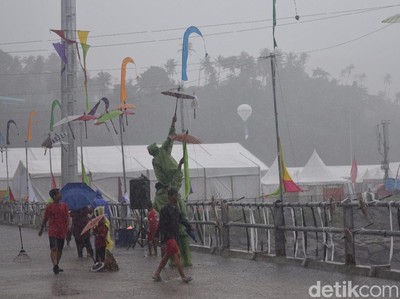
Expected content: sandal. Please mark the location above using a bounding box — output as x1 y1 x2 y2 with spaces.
152 276 162 282
182 276 193 283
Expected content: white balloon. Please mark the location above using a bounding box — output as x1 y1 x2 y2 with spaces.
237 104 252 121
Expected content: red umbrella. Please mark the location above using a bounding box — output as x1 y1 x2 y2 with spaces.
80 214 105 236
169 132 202 144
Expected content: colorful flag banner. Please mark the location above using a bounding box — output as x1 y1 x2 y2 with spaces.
6 120 18 145
279 141 302 192
183 143 190 199
81 160 90 186
50 100 61 131
181 26 207 81
273 0 278 48
52 42 67 65
120 57 134 104
27 111 37 142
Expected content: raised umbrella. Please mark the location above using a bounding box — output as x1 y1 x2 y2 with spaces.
169 132 202 144
60 182 97 211
161 88 195 116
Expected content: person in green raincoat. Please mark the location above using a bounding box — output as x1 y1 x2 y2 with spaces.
147 115 192 267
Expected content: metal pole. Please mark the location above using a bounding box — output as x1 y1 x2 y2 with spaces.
270 54 286 257
119 115 127 194
25 141 29 201
381 120 390 180
5 145 9 195
61 0 78 185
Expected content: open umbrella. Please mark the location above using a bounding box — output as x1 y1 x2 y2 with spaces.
60 182 97 211
80 214 105 236
161 88 195 115
170 132 202 144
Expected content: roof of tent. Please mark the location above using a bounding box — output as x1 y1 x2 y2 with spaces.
3 143 268 181
297 150 348 185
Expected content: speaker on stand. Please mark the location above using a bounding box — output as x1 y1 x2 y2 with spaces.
128 175 151 249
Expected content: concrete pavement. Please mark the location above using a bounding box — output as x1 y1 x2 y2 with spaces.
0 224 398 299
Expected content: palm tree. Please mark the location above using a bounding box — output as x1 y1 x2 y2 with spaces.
354 73 367 87
257 48 271 87
215 55 225 86
94 71 113 96
163 59 177 81
340 64 354 85
200 55 215 85
383 73 392 101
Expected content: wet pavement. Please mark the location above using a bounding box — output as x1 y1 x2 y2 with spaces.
1 224 399 299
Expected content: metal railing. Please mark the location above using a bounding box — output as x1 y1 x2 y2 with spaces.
2 197 399 272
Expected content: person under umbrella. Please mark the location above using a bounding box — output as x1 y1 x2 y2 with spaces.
70 206 94 258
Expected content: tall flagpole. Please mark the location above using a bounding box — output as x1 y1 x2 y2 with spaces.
271 0 286 257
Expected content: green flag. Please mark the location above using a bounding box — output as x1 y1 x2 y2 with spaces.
50 99 61 131
183 143 190 199
81 160 90 186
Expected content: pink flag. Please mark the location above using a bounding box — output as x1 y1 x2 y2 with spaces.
350 157 357 184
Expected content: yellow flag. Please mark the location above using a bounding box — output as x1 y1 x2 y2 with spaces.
77 30 90 45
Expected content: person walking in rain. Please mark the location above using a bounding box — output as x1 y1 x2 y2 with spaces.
38 188 69 274
70 206 94 258
147 202 158 256
147 115 192 267
152 188 193 283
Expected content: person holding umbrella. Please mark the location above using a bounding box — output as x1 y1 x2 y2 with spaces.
147 115 192 267
38 188 69 274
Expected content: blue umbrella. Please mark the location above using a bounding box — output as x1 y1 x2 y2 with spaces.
60 182 96 211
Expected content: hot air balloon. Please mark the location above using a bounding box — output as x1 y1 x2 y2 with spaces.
237 104 252 139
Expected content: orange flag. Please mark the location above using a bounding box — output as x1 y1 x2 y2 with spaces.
27 111 37 142
120 57 134 104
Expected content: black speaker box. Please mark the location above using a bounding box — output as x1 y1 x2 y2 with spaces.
129 175 151 210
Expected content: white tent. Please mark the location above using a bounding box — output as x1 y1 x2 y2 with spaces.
297 150 349 184
9 143 268 202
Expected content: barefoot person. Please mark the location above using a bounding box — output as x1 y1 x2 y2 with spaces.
38 188 69 274
152 188 193 283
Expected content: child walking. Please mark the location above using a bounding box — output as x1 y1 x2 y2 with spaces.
147 203 158 256
93 216 108 264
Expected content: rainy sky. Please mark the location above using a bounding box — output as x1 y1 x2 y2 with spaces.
1 0 400 96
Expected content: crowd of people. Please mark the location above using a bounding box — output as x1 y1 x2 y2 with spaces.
38 115 195 283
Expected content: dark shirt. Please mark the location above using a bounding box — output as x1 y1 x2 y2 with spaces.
157 203 191 243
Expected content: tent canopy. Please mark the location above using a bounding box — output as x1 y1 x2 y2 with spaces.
7 143 268 202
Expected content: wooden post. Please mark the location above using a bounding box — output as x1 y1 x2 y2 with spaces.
274 204 286 256
221 200 230 249
343 203 356 265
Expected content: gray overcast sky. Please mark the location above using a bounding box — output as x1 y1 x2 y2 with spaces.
1 0 400 96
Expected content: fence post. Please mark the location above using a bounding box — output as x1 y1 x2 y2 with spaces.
343 203 356 265
220 200 230 249
274 203 286 256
